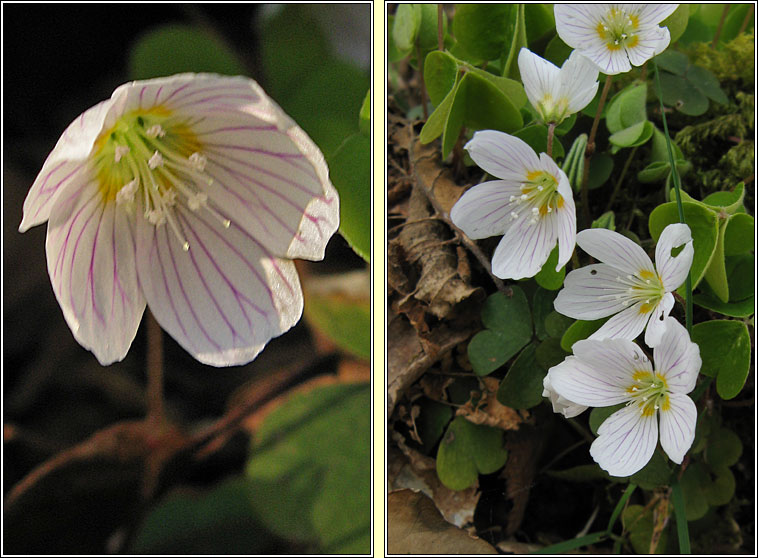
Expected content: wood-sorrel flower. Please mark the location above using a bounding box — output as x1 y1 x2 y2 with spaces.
518 47 599 125
545 317 701 477
554 224 693 348
450 131 576 280
554 4 679 75
20 73 339 366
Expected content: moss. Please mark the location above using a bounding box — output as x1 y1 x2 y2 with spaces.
684 32 755 91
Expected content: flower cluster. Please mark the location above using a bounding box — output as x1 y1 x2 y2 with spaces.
20 73 339 366
450 4 699 477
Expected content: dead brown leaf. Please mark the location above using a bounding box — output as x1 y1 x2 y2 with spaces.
388 490 498 555
456 377 525 431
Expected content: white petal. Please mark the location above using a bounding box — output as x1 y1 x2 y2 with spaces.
658 392 697 464
464 130 541 182
572 336 652 382
577 228 655 276
655 223 694 292
491 204 556 280
20 100 114 232
449 179 522 240
559 51 600 114
643 293 674 347
625 26 670 67
555 264 633 319
111 73 339 261
589 301 651 342
635 4 679 27
518 47 562 117
543 373 589 418
654 318 701 394
135 201 303 367
46 176 146 365
554 5 605 49
590 404 658 477
548 341 641 407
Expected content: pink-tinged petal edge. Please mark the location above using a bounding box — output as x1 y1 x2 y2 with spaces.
654 317 701 394
658 392 697 464
590 404 659 477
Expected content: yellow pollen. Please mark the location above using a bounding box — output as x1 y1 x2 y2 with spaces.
639 301 657 314
526 170 543 181
627 35 639 48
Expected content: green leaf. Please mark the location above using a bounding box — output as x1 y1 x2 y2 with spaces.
513 125 564 161
524 3 555 45
131 477 280 554
725 253 754 301
560 319 607 352
680 462 710 521
460 71 524 133
532 286 557 341
436 417 508 490
657 72 708 116
246 383 370 554
622 504 669 554
661 4 690 43
501 4 528 80
701 182 745 214
424 50 459 106
586 152 614 190
691 320 751 399
543 34 572 67
591 211 616 231
638 161 670 183
129 24 247 80
416 398 455 455
416 3 443 50
452 4 515 61
535 337 568 370
468 288 532 376
392 4 422 53
628 451 673 489
704 427 743 469
654 51 689 76
702 466 736 507
534 245 566 290
544 311 574 340
693 292 755 318
547 464 611 483
328 134 371 262
724 213 755 255
442 76 467 158
650 125 685 163
562 134 587 193
467 66 527 108
649 201 720 290
702 220 729 302
685 65 728 105
608 120 653 150
419 81 458 145
358 90 370 136
605 83 648 134
497 343 547 409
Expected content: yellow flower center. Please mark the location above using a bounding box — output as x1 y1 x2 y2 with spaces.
513 170 564 223
92 107 228 251
626 370 670 417
595 7 640 51
537 93 570 125
614 268 666 314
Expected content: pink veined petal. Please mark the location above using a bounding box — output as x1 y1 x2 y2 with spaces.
554 4 605 49
135 198 303 367
464 130 541 182
45 176 146 365
588 300 651 342
491 202 556 280
654 318 702 394
643 292 675 348
572 336 652 384
560 51 600 114
635 4 679 27
20 99 114 232
555 264 633 320
625 25 671 67
590 404 659 477
543 372 589 418
547 353 631 408
449 179 523 240
518 47 562 115
655 223 694 292
577 228 654 276
658 392 697 464
552 169 577 270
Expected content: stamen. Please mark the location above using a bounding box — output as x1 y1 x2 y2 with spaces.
114 145 130 163
116 178 139 206
188 152 207 171
146 124 166 138
510 212 519 220
148 151 164 169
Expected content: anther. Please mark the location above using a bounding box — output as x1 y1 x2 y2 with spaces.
114 145 130 163
510 212 519 220
189 152 207 171
146 125 166 138
148 151 164 169
116 178 139 206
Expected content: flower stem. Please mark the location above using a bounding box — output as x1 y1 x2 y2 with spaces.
547 122 556 159
605 145 638 213
437 4 444 51
416 41 429 120
581 75 613 229
711 5 730 48
738 5 755 36
653 60 693 333
146 310 165 428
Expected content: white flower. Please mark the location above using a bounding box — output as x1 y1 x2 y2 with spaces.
450 131 576 280
543 374 588 418
20 73 339 366
554 4 679 75
554 224 693 348
518 48 599 125
546 317 701 477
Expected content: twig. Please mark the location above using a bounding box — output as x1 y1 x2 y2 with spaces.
547 122 556 159
581 76 613 229
146 310 165 429
437 4 444 51
416 41 429 120
712 5 731 48
605 145 638 213
738 5 755 36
